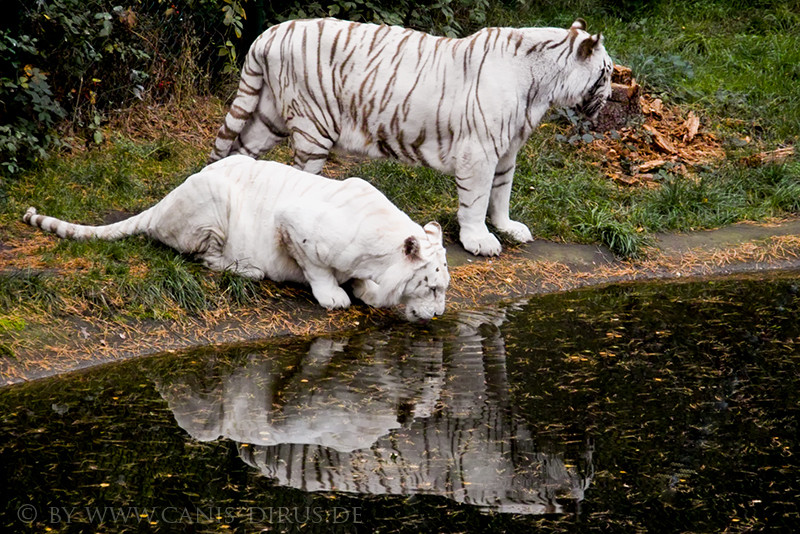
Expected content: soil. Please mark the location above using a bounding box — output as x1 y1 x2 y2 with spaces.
3 217 800 386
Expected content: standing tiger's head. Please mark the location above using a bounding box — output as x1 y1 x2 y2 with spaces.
563 19 614 120
398 222 450 322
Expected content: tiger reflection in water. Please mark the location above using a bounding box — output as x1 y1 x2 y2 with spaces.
157 308 592 514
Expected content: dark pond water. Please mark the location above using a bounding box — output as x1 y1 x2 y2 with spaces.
2 273 800 533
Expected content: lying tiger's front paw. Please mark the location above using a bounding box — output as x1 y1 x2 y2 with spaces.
313 286 352 309
352 279 380 306
460 231 502 257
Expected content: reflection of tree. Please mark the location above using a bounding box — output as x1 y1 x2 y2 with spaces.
158 308 593 515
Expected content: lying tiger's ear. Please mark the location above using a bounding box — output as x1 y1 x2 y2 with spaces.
404 236 420 259
578 33 603 61
571 18 587 31
423 221 443 244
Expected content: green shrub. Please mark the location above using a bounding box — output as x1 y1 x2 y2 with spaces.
0 30 65 175
0 0 246 178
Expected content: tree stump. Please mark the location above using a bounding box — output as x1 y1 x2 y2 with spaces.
592 65 642 131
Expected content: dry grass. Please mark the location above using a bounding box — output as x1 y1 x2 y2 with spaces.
450 234 800 309
107 95 225 147
449 259 573 302
0 232 61 270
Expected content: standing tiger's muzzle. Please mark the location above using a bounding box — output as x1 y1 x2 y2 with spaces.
576 63 613 121
577 96 608 120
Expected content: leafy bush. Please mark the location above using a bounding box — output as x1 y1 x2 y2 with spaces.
0 0 245 178
0 30 65 175
267 0 493 37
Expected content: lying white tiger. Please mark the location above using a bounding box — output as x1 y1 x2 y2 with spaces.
210 18 613 256
23 156 449 322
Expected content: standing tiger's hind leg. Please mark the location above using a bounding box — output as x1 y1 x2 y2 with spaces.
488 153 533 243
290 128 334 175
229 109 289 159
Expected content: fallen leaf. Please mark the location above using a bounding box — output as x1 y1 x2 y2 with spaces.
613 174 640 186
740 146 795 167
650 98 664 117
636 159 667 173
643 124 677 154
683 112 700 143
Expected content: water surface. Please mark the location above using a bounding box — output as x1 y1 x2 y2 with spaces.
2 273 799 532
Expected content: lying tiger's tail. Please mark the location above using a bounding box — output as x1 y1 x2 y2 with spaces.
208 41 266 163
23 207 154 241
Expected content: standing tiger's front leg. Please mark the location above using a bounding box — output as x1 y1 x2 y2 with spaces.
488 151 533 243
455 160 502 256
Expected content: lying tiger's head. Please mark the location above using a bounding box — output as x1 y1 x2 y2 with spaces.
565 19 614 120
399 222 450 322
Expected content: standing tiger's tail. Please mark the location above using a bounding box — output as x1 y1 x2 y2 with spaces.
208 42 267 163
23 207 153 241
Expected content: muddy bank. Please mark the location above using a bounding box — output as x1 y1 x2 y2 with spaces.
3 218 800 385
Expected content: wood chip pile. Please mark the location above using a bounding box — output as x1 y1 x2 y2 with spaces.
587 65 726 186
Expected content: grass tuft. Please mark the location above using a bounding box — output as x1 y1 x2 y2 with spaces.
573 204 652 258
0 270 64 312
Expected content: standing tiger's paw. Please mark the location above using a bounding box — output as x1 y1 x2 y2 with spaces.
495 220 533 243
312 285 352 309
460 231 502 256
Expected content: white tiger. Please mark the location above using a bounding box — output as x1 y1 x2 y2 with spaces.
210 17 613 256
23 156 449 322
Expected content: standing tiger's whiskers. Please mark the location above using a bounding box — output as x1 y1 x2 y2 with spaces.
210 17 613 257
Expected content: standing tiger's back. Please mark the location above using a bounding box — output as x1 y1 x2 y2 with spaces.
211 18 613 256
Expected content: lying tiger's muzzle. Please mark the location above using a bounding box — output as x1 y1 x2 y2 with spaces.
404 297 446 322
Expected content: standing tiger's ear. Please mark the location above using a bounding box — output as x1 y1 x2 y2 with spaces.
571 18 587 31
577 33 603 61
404 236 420 259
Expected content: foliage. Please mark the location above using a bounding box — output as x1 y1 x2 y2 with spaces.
0 0 248 178
268 0 493 37
0 31 65 175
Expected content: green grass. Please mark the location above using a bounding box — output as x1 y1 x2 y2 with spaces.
361 125 799 257
1 0 798 324
564 1 800 143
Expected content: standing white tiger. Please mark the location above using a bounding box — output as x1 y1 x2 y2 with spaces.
210 18 613 256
